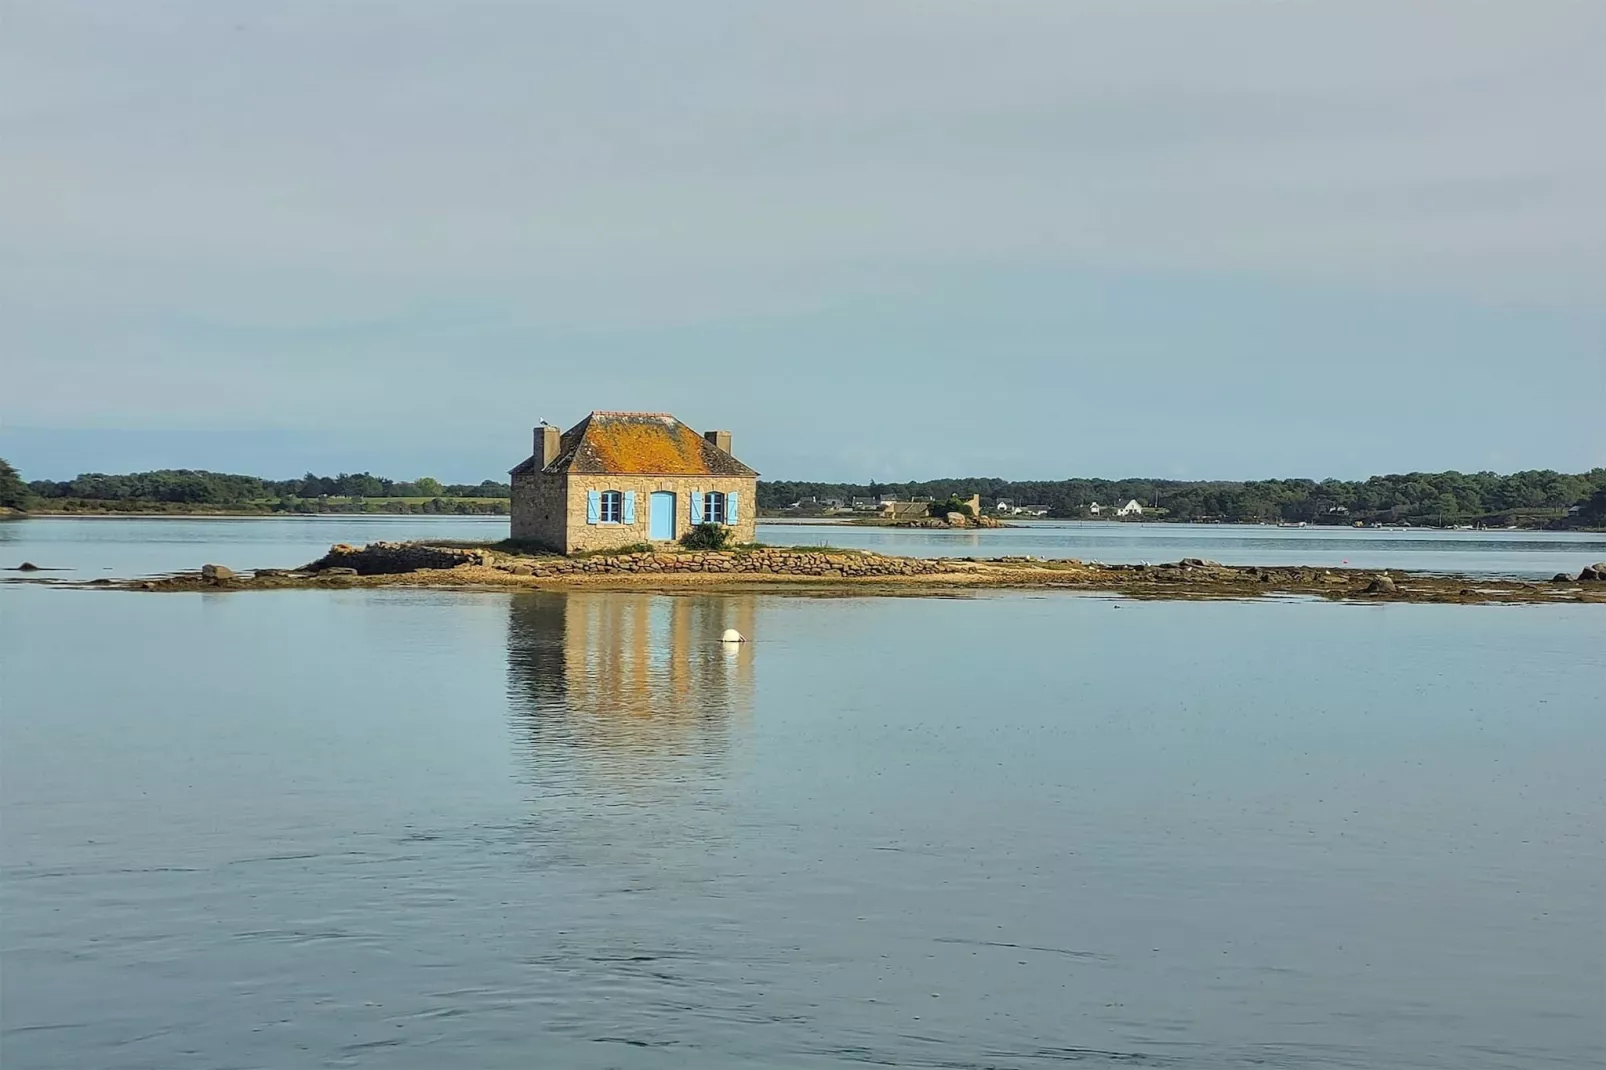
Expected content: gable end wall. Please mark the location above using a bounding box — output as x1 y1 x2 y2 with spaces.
510 470 569 551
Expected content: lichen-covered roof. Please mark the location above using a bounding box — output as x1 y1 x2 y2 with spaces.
512 412 757 477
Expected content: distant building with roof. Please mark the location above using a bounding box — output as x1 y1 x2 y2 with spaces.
510 412 758 553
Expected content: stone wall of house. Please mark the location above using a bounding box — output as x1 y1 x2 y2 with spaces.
510 470 569 550
559 475 757 554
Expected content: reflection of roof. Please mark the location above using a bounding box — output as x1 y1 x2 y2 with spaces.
512 412 758 477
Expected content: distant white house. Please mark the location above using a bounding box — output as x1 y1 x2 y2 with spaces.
994 498 1013 513
1016 504 1050 517
1116 499 1144 517
1087 502 1102 515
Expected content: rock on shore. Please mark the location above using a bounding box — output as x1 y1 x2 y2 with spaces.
893 514 1005 529
304 542 498 575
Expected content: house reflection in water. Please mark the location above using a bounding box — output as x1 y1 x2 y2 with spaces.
505 592 756 762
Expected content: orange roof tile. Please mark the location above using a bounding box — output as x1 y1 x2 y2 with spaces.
513 412 756 477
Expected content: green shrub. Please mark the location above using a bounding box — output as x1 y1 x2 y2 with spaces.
0 458 28 511
679 522 732 550
928 496 974 519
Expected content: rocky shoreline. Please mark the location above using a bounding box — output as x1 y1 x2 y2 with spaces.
11 540 1605 605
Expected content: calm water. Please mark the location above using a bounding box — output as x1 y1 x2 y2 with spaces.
3 516 1604 580
2 525 1603 1069
0 515 508 579
764 521 1606 579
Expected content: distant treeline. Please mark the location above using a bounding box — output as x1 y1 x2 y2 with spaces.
6 461 1605 527
17 468 512 515
760 470 1606 527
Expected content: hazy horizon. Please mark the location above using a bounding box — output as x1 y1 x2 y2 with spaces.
5 3 1602 483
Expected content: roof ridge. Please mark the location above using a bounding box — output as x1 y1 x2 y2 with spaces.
589 410 674 418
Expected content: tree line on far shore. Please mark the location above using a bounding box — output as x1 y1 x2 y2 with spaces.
0 458 28 511
4 459 1605 528
8 465 512 514
760 470 1606 528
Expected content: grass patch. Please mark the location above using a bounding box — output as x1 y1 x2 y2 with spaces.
573 542 657 558
410 538 674 559
408 537 560 558
721 541 868 555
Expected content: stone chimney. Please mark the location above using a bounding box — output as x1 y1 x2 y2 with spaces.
704 429 733 455
535 425 561 468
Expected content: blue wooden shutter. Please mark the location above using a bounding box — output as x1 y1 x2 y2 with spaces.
622 491 637 524
726 490 740 523
690 490 704 523
586 490 601 524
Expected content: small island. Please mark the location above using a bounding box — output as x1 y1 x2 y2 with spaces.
15 538 1603 606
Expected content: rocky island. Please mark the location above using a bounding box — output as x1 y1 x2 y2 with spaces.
18 540 1606 605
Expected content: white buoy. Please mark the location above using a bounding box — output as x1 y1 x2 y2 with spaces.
720 628 746 643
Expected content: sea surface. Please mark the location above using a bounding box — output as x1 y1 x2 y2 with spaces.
762 520 1606 579
3 515 1605 580
2 521 1603 1069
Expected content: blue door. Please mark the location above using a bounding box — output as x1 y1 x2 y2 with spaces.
649 491 676 541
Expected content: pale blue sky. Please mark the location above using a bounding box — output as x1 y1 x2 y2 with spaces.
3 1 1602 483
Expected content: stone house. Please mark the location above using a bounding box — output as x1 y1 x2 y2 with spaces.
510 412 758 553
